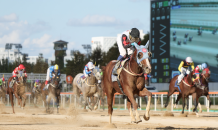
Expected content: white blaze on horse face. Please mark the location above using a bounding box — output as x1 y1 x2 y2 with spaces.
145 58 151 70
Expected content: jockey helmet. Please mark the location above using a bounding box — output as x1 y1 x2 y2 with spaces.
88 62 95 70
129 28 140 42
18 64 25 70
201 63 207 70
186 57 193 63
35 79 39 83
54 64 59 72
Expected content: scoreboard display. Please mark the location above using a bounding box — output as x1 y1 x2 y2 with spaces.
150 0 171 83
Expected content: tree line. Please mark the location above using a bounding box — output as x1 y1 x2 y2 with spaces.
0 33 149 78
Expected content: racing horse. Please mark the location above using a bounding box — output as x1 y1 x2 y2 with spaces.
165 70 195 114
30 83 42 106
102 42 152 124
174 67 211 113
7 74 27 113
41 73 61 113
0 81 7 103
73 66 102 111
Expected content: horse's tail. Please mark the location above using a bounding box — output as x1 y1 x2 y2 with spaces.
72 78 80 98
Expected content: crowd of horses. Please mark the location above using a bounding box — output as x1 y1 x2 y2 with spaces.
0 42 213 126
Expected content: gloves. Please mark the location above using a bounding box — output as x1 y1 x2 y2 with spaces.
131 42 137 46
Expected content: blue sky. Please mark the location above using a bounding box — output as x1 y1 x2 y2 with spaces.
0 0 150 59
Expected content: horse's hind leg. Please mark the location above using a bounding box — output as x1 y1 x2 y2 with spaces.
186 97 189 110
165 85 176 108
174 93 182 108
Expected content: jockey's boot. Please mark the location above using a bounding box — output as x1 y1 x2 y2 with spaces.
9 77 16 89
112 61 121 76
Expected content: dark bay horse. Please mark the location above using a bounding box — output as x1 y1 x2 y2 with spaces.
165 71 195 114
41 73 61 113
7 75 27 113
174 67 211 113
102 42 152 124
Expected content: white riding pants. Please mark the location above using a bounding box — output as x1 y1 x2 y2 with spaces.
178 67 190 83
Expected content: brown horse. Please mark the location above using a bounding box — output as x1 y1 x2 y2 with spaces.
174 67 211 113
165 70 195 114
102 43 152 124
40 73 61 113
7 76 27 113
0 81 7 103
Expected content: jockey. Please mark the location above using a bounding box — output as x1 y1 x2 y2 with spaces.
83 61 95 80
0 79 2 90
34 80 39 88
44 64 60 90
0 75 4 89
193 63 208 81
177 57 195 86
33 79 39 92
10 64 27 88
113 28 141 75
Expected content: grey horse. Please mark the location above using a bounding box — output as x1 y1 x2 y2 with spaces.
73 66 102 110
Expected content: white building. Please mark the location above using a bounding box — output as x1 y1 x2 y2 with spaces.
91 30 146 53
27 56 38 64
91 37 117 52
0 48 23 63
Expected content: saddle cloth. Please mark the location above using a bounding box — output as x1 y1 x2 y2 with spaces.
111 58 129 82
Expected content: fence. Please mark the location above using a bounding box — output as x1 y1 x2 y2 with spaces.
1 92 218 112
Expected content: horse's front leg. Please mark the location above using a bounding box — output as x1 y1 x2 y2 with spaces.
56 94 60 114
93 92 100 110
139 88 152 121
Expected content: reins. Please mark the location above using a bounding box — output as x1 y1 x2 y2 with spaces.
122 56 143 76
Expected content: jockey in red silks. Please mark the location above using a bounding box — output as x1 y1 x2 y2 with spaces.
113 28 141 75
193 63 208 82
10 64 27 88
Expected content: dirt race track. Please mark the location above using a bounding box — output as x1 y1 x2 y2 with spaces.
1 103 218 130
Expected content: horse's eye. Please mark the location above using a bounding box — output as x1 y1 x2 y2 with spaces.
138 53 141 58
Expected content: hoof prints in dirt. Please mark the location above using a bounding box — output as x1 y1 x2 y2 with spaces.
81 124 99 127
156 126 218 130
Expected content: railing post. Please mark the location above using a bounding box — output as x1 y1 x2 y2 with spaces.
161 94 163 108
207 99 209 112
63 95 65 108
8 95 9 106
70 94 71 104
171 94 174 112
154 94 157 111
189 95 192 112
140 97 142 110
29 94 30 104
124 98 127 110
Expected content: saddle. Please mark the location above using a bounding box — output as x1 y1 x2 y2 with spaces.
116 58 129 79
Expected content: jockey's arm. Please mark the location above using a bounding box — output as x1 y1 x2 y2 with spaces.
191 62 195 71
85 66 91 74
122 34 132 49
57 70 61 76
178 61 184 72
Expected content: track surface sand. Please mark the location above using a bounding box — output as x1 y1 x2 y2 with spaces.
1 104 218 130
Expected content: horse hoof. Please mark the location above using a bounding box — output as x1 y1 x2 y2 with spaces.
136 120 142 124
143 115 150 121
131 121 136 124
94 106 98 110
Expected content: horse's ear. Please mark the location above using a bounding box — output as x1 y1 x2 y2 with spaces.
145 40 149 49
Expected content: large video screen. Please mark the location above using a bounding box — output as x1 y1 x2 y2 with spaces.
170 0 218 82
150 0 218 83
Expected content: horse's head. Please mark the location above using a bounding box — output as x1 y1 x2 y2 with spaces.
92 66 103 81
202 67 210 82
2 81 6 90
17 73 26 84
133 41 152 74
51 73 61 88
